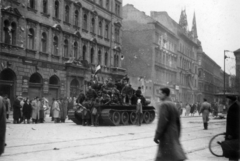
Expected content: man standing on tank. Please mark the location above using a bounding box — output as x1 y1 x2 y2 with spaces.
154 88 186 161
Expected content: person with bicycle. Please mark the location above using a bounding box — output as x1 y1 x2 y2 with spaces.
225 95 240 160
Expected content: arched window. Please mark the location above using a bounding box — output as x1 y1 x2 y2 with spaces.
63 39 68 57
104 52 108 66
82 45 86 60
83 13 88 30
28 28 34 50
43 0 48 13
98 20 102 36
41 32 47 52
65 5 70 23
29 73 42 83
54 0 59 18
74 10 79 26
29 0 35 9
11 22 17 45
73 42 78 58
3 20 10 44
91 17 95 33
49 75 59 85
90 48 94 64
98 50 101 65
105 23 109 39
53 36 58 55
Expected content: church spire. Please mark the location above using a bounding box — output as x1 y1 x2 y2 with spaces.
191 12 198 39
179 9 188 31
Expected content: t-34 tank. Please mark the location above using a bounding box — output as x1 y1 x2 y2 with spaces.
68 76 156 126
68 104 155 126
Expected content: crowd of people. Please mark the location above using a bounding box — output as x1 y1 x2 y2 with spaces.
3 94 74 124
174 101 226 117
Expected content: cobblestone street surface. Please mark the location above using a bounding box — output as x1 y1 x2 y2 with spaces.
2 116 228 161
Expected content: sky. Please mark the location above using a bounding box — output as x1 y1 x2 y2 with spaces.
122 0 240 75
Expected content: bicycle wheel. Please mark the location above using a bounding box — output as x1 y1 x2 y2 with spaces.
209 133 225 157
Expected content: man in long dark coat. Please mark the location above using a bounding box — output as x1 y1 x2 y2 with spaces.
0 96 6 156
13 96 22 124
154 88 186 161
225 96 240 161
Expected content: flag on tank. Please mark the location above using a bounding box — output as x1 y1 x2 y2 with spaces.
94 64 101 75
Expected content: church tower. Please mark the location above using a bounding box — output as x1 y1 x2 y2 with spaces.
191 12 198 39
179 9 188 31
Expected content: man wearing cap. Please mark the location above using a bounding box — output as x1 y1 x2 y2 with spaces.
225 95 240 161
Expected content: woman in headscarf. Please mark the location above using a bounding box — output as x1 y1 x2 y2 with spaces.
22 98 32 124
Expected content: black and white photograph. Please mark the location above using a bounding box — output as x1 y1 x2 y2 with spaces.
0 0 239 160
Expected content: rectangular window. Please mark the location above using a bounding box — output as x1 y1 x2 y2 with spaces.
115 1 121 16
114 26 120 43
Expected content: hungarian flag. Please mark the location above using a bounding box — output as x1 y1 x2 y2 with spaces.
94 65 101 76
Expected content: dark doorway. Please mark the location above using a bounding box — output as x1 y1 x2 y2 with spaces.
48 75 60 106
0 68 16 105
29 72 43 100
70 79 79 97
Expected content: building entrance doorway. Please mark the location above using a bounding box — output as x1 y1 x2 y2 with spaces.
0 68 16 104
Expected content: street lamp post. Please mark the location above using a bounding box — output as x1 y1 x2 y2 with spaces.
224 50 230 105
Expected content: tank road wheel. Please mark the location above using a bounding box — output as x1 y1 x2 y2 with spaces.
112 111 121 126
149 111 155 123
121 112 129 125
143 111 150 124
130 112 137 125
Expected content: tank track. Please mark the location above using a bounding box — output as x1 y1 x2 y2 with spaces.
101 109 155 126
68 106 155 126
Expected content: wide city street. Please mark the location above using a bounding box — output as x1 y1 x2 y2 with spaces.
1 116 227 161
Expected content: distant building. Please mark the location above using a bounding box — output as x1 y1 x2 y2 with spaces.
122 4 200 106
0 0 125 103
197 47 224 103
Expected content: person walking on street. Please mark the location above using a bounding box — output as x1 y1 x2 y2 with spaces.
185 103 190 116
0 95 6 156
52 98 60 123
60 97 68 123
31 97 41 124
136 99 143 126
3 95 11 120
154 88 186 161
200 98 211 130
13 96 22 124
22 98 32 124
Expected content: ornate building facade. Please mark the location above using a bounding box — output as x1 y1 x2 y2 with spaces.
0 0 125 103
122 5 199 106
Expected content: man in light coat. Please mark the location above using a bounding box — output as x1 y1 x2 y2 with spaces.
52 99 60 123
31 97 41 123
0 96 6 156
136 99 142 126
154 88 186 161
200 98 211 130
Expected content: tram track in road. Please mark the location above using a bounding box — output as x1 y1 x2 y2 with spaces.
2 125 225 158
6 123 224 149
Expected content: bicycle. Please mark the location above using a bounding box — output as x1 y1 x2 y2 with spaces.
209 132 226 157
